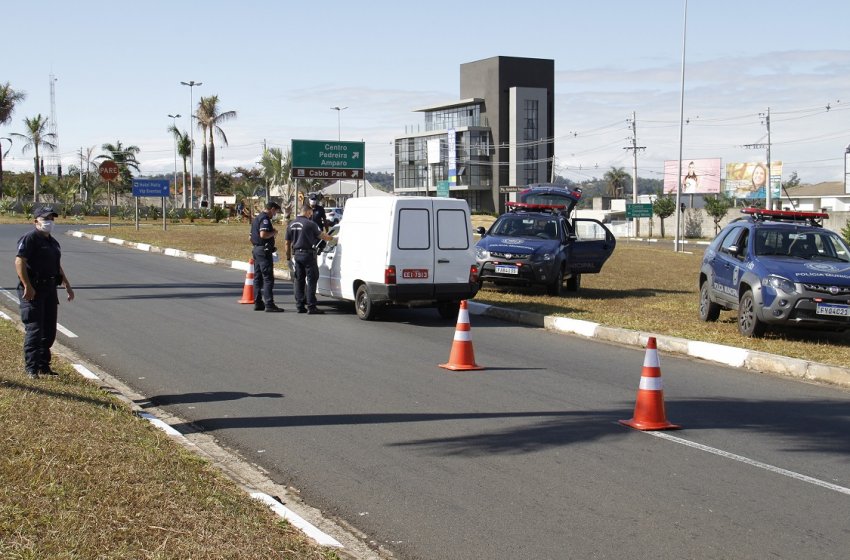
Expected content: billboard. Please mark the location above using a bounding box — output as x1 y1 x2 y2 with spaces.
663 158 722 194
725 161 782 199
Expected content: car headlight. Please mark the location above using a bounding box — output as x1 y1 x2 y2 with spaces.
763 275 796 295
476 247 490 260
531 252 554 262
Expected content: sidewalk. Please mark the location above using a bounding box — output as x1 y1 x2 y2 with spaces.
69 230 850 389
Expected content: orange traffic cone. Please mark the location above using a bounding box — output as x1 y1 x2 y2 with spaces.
439 300 484 371
619 337 680 430
238 258 256 304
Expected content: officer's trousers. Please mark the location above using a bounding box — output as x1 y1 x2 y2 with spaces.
17 286 59 374
293 252 319 310
252 246 275 305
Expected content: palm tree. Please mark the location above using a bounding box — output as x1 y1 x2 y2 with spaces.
0 82 27 197
169 126 192 207
196 95 237 204
11 114 56 202
603 166 631 198
98 140 140 204
259 147 296 220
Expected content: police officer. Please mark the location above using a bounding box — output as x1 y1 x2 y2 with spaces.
250 201 284 312
309 193 328 232
15 206 74 379
285 202 333 314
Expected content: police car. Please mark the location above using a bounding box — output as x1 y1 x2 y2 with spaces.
699 207 850 337
475 184 616 296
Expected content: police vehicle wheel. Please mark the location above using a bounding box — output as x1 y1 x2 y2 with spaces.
566 273 581 292
699 281 720 322
437 301 461 320
355 284 377 320
546 268 564 296
738 289 765 337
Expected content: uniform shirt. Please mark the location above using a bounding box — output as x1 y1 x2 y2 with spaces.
310 204 327 230
17 230 62 284
250 211 275 249
286 216 322 251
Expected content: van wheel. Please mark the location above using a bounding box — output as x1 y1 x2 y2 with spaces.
699 281 720 322
355 284 378 320
738 289 765 337
437 301 461 320
546 268 564 296
566 273 581 292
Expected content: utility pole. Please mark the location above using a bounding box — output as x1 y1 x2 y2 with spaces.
763 107 772 209
624 111 646 238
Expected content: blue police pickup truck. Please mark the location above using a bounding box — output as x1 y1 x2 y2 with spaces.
699 207 850 337
474 184 616 296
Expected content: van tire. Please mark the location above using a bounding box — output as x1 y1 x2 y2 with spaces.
437 301 461 320
355 284 378 320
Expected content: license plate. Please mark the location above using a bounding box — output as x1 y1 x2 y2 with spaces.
815 303 850 316
402 269 429 279
495 265 519 275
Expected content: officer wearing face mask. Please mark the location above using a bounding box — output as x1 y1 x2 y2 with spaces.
14 207 74 379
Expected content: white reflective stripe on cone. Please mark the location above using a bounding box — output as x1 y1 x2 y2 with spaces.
643 350 660 368
453 330 472 342
245 278 253 285
457 309 470 324
639 376 663 391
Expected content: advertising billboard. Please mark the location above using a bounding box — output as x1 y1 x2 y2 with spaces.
725 161 782 199
663 158 722 194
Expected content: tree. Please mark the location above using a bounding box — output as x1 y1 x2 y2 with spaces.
703 194 734 235
11 114 56 202
259 147 296 220
602 166 631 198
196 95 237 204
0 82 27 198
98 140 140 204
653 195 676 238
169 126 191 207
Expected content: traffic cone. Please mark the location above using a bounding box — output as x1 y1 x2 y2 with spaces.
439 300 484 371
619 337 680 430
238 258 256 304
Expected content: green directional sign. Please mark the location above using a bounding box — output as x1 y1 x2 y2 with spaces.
626 203 653 218
291 139 365 180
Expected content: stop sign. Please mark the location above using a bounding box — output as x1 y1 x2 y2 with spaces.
99 160 120 181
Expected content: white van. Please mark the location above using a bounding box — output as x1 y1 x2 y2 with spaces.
317 196 479 320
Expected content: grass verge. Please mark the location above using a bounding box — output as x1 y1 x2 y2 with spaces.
0 319 340 559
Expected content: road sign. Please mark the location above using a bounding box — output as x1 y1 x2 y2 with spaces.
99 160 120 181
291 139 365 179
437 180 450 198
132 179 170 197
626 203 653 218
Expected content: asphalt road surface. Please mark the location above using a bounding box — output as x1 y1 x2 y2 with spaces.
2 224 849 560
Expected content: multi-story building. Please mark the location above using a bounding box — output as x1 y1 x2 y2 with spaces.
394 56 555 212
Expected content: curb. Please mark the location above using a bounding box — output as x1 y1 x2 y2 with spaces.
69 230 850 389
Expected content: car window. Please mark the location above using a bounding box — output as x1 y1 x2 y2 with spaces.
718 226 744 254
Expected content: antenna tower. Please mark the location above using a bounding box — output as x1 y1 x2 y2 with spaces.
49 74 61 176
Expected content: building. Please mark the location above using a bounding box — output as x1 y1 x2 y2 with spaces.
394 56 555 212
319 179 391 207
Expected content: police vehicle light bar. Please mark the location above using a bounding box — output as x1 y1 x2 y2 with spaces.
506 202 567 212
741 207 829 221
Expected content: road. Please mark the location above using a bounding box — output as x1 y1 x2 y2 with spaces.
2 223 849 560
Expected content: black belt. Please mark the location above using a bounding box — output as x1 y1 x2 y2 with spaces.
294 249 314 253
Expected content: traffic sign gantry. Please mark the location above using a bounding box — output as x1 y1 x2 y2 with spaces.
99 160 120 182
291 139 365 180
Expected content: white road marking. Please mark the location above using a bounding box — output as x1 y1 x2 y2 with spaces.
0 288 77 337
72 364 100 380
646 430 850 496
251 492 343 548
139 412 184 438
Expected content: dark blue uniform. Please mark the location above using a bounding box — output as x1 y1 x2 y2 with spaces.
310 203 327 231
16 230 63 375
250 210 278 309
285 216 323 312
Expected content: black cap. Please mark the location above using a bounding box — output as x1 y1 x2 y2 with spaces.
35 207 58 219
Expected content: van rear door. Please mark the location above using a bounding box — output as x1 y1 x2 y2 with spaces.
395 200 436 295
433 203 474 286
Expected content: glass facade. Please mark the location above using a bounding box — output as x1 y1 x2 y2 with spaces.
424 105 482 131
523 99 539 185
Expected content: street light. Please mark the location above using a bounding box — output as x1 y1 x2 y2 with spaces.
181 80 202 208
330 106 348 141
168 114 181 208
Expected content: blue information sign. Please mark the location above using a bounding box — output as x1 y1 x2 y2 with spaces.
132 179 170 197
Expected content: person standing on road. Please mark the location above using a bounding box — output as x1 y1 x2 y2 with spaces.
250 201 284 312
285 203 333 314
15 207 74 379
308 193 328 232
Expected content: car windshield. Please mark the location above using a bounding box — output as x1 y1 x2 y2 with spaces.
491 216 559 239
754 229 850 262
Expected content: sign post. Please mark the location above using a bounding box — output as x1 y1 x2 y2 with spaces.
132 179 171 231
626 203 653 239
291 139 365 181
99 160 120 231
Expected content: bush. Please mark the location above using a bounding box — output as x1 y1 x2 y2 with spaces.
0 198 14 215
211 206 228 223
842 220 850 245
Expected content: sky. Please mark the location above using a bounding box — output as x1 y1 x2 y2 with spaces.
3 0 850 185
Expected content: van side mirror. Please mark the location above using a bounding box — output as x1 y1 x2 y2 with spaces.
475 226 486 236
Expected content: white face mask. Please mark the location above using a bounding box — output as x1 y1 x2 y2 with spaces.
37 220 54 234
